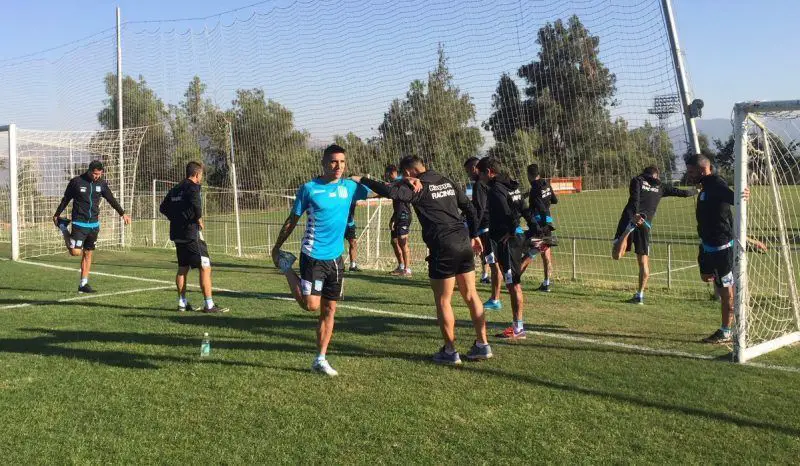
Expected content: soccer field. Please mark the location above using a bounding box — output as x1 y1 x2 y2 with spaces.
1 248 799 463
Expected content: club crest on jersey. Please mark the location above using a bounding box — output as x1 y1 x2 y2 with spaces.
96 186 102 192
699 192 706 201
338 186 348 198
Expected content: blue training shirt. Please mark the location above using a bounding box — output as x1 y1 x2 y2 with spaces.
293 178 370 260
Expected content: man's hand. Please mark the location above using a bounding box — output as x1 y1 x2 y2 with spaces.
404 177 423 193
198 218 205 231
743 187 751 201
52 215 60 227
471 237 483 255
121 214 132 225
350 175 362 184
633 213 644 227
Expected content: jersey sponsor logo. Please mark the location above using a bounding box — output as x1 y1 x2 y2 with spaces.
509 188 522 202
95 186 102 192
79 187 87 193
338 186 348 198
641 181 660 193
312 189 326 195
541 187 552 198
429 182 455 200
171 196 182 202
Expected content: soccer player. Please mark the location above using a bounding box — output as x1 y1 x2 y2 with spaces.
611 166 697 304
353 155 492 364
343 202 362 272
52 160 130 293
385 164 413 276
271 144 370 376
464 156 503 310
685 154 748 344
477 157 528 340
520 163 558 292
159 161 228 314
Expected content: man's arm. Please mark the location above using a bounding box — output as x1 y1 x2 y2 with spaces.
159 192 170 217
629 177 642 213
190 186 203 229
271 213 301 267
549 185 558 205
456 186 479 239
662 183 697 198
53 180 74 224
359 176 417 203
472 182 487 228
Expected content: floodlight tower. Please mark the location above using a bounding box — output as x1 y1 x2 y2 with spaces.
648 94 680 128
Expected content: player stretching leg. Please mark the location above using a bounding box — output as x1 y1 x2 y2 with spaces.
354 155 492 364
52 160 130 293
271 144 370 376
385 164 413 277
520 163 558 292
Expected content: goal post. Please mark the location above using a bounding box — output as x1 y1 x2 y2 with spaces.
1 124 20 260
733 100 800 362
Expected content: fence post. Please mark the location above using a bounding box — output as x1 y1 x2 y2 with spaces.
151 179 157 246
375 201 382 260
571 238 577 280
366 200 371 261
667 243 673 289
267 224 272 255
224 222 228 256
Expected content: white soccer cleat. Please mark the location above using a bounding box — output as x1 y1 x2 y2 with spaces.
312 359 339 377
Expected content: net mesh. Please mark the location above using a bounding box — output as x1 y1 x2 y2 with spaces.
1 0 703 292
11 128 147 258
740 110 800 352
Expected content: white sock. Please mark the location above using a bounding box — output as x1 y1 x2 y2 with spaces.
404 267 411 273
351 261 357 268
315 353 326 363
475 341 489 348
204 297 214 309
178 296 187 307
481 272 489 279
79 277 88 287
636 291 644 299
398 263 404 269
514 320 524 332
543 279 550 286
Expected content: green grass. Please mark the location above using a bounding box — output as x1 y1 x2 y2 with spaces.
1 248 800 463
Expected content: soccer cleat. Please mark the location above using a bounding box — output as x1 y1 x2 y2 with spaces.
78 284 95 294
628 294 644 305
465 342 493 361
432 347 462 365
202 305 229 314
702 329 732 344
177 303 195 312
483 299 502 311
349 265 363 272
537 283 551 293
495 326 526 340
312 359 339 376
480 275 490 284
389 266 404 276
277 250 296 274
400 269 413 277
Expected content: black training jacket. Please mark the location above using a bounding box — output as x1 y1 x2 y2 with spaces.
54 173 125 223
620 174 695 223
360 171 478 250
160 179 203 241
471 179 491 232
696 174 734 247
486 174 526 241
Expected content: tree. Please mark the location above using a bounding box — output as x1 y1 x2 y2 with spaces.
486 129 542 178
333 132 385 177
483 74 524 144
378 45 483 175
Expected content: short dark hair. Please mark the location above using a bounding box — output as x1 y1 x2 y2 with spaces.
399 155 424 172
323 144 346 160
685 154 711 168
642 166 659 177
186 161 203 178
463 156 480 168
385 164 398 174
476 157 502 174
527 163 539 179
88 160 104 172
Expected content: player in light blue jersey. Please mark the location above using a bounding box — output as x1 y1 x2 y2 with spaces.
271 144 369 376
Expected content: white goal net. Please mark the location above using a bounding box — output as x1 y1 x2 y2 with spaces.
0 126 147 259
733 100 800 362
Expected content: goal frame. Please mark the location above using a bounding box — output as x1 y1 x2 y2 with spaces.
1 123 20 260
733 100 800 362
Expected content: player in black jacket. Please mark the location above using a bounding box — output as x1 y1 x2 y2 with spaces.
464 157 503 311
385 164 414 276
159 161 227 313
686 154 749 344
52 160 130 293
477 157 529 340
612 166 697 304
520 163 559 292
353 155 492 364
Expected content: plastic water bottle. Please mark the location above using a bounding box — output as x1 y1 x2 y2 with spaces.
200 332 211 357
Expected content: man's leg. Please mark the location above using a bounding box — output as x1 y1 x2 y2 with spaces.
508 283 524 327
176 265 190 310
316 297 337 357
490 262 502 301
636 253 649 295
430 277 457 352
454 272 487 345
719 285 734 329
79 249 93 288
520 255 533 275
283 269 321 312
348 238 358 265
399 235 411 274
542 247 553 283
391 236 403 270
612 235 631 260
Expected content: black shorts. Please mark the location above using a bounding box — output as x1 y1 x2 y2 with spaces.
70 226 99 250
176 239 211 269
427 238 475 280
496 234 525 285
614 216 650 256
698 245 734 288
479 231 497 265
299 254 344 300
391 216 411 238
344 224 357 240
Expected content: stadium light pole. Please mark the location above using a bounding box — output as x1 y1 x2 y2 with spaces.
662 0 701 155
116 6 125 246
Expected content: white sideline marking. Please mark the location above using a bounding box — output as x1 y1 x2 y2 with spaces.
0 286 172 310
9 259 800 374
650 264 698 276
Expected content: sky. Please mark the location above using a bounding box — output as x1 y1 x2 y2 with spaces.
0 0 798 137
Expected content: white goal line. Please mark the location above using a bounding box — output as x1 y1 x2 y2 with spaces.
6 258 800 374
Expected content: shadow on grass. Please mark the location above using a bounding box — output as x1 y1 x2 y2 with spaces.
0 298 163 312
461 364 800 437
